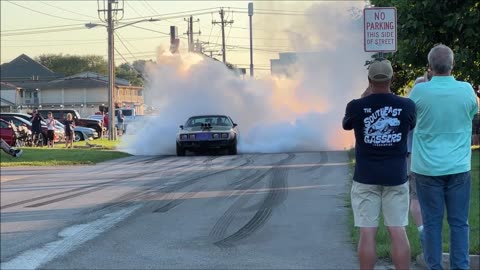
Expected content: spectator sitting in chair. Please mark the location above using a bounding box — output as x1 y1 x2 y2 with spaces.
1 138 22 158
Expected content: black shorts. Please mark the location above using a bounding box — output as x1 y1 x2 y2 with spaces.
32 128 42 136
47 130 55 141
65 130 73 138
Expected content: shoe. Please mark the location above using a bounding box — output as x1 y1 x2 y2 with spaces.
14 149 23 158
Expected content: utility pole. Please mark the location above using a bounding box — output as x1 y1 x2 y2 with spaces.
212 8 234 63
184 16 201 52
248 2 254 77
98 0 123 140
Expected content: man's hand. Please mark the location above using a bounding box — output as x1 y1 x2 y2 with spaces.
361 85 372 98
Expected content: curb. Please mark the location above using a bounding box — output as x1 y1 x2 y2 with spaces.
416 253 480 269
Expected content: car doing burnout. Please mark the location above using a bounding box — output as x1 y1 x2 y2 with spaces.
176 115 239 156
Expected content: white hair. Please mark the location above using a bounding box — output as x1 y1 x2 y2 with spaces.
428 44 454 74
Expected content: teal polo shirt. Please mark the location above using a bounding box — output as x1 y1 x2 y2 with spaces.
409 76 478 176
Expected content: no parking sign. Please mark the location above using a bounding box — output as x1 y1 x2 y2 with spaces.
364 7 397 52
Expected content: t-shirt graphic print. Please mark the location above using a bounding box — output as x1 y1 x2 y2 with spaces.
363 106 403 146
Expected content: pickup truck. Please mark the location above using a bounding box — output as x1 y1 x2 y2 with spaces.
37 109 103 135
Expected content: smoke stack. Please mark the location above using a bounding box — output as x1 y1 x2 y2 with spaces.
170 26 180 54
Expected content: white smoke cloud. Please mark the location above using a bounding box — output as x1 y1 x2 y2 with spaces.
119 1 370 155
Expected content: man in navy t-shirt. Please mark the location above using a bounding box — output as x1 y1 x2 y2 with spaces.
342 59 416 270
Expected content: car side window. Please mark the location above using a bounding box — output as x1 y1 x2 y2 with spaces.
0 121 8 128
52 111 62 119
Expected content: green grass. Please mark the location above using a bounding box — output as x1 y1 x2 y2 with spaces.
0 138 131 167
348 149 480 258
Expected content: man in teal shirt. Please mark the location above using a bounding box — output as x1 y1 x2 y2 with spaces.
409 44 478 270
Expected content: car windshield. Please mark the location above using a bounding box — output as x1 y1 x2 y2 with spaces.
122 109 133 116
185 116 232 127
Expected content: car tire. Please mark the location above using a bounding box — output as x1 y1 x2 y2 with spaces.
228 143 237 155
74 131 83 142
176 144 186 156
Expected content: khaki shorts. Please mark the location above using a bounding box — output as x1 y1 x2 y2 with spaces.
351 181 409 227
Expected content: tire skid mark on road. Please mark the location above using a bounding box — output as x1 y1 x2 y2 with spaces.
211 154 295 247
145 156 254 214
0 158 193 210
210 154 294 235
152 184 207 213
83 155 252 216
301 151 329 173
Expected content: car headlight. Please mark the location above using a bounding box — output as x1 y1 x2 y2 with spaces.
189 134 196 139
212 133 219 139
221 133 229 139
180 134 188 140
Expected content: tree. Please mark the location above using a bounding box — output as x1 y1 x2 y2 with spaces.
35 54 107 76
115 63 143 86
36 54 146 86
369 0 480 94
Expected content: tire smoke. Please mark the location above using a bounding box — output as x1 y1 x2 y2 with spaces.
119 2 370 155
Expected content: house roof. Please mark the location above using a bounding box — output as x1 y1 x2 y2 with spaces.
56 71 130 86
43 77 140 90
4 81 51 90
0 54 63 81
45 77 108 89
0 82 18 90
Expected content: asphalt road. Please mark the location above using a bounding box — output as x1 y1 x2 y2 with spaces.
1 152 359 269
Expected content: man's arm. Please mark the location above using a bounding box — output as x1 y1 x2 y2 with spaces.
342 101 355 130
361 85 372 98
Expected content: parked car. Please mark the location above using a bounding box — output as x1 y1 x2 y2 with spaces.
0 119 16 146
176 115 239 156
56 121 98 142
0 115 64 145
88 115 104 122
37 109 103 135
2 112 97 142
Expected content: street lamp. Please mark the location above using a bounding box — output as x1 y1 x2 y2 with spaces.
85 17 159 140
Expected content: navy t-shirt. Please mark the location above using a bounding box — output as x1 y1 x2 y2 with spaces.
342 93 416 186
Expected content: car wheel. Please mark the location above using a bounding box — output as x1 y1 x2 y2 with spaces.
228 143 237 155
74 131 83 142
176 144 186 156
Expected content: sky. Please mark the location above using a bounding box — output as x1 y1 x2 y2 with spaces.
0 0 332 77
2 0 372 152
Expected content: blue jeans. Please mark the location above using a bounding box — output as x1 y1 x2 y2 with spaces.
414 171 471 270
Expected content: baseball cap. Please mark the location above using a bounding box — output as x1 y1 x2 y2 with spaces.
368 60 393 82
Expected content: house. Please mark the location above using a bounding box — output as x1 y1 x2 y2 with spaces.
37 71 144 116
0 54 144 116
0 82 20 112
0 54 63 109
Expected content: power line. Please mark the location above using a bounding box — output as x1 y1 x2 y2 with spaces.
2 26 87 37
5 1 97 22
120 7 219 22
1 23 84 33
37 1 98 20
115 32 138 61
125 1 144 18
2 36 169 42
